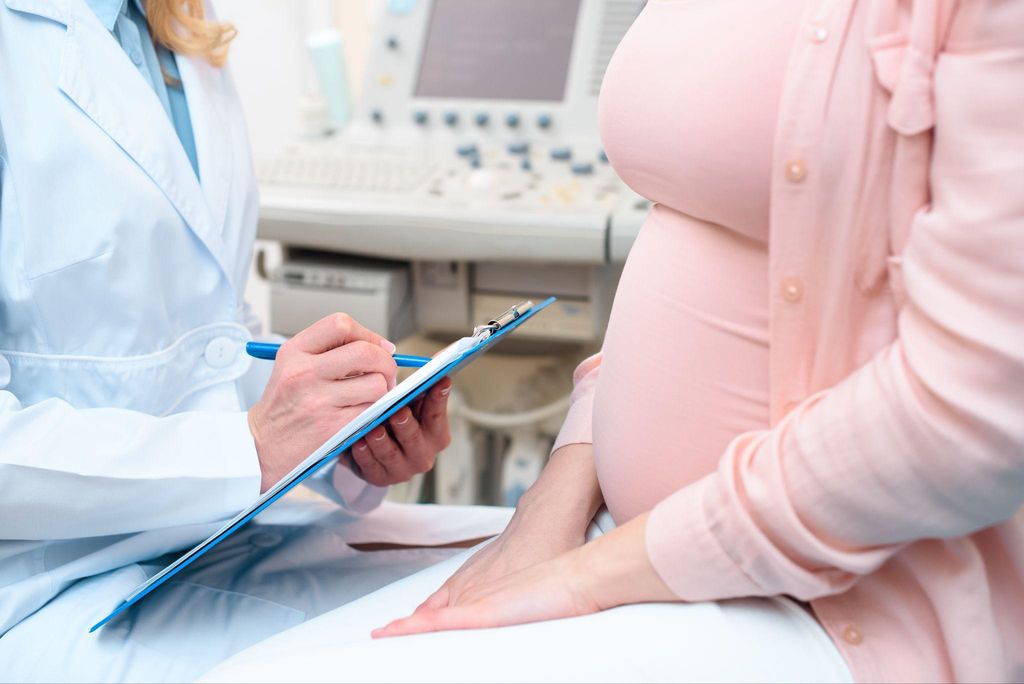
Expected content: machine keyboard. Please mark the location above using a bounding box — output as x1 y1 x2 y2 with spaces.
256 153 436 194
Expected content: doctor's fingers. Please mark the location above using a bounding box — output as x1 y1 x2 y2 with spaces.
327 372 390 408
365 423 433 478
350 441 391 487
418 379 453 445
317 341 398 388
287 312 395 356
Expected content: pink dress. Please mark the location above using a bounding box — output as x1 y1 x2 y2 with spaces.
553 0 1024 682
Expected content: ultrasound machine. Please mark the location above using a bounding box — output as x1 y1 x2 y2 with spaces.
256 0 649 344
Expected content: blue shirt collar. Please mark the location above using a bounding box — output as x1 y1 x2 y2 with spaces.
83 0 145 31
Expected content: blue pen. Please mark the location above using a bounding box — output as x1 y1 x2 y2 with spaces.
245 341 431 368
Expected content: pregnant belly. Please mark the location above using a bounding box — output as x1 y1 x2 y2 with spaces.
593 205 771 523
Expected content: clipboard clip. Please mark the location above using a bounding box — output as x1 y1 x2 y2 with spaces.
473 300 534 339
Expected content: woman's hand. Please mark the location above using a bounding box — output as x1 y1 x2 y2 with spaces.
345 378 453 486
373 511 677 637
248 313 399 493
407 444 603 613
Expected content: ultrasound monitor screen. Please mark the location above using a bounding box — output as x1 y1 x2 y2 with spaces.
414 0 581 101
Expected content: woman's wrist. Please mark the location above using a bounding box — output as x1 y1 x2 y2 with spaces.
514 443 603 538
571 511 678 610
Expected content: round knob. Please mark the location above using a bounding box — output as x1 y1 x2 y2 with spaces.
520 158 533 172
536 113 552 129
475 112 490 127
505 112 521 128
444 111 459 126
370 108 384 124
386 35 400 50
413 110 429 125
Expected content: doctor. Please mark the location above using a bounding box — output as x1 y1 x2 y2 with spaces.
0 1 495 681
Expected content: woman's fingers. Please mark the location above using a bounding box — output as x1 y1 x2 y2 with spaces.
372 606 485 639
414 585 452 614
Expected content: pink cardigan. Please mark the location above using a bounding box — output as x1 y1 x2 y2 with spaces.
554 1 1024 681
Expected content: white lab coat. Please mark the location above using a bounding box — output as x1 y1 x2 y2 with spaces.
0 1 508 679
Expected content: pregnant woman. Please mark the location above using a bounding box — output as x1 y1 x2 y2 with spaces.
205 1 1023 681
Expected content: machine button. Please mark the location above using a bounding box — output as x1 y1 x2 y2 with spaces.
413 110 429 125
468 156 482 169
444 111 459 126
371 108 384 124
475 112 490 127
507 141 530 155
204 337 238 369
505 112 521 128
456 143 479 157
520 158 533 172
536 113 553 129
386 34 400 50
550 147 572 161
571 162 594 175
0 353 9 389
598 149 609 163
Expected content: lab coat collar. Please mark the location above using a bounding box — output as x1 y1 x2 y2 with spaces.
8 0 238 285
81 0 123 31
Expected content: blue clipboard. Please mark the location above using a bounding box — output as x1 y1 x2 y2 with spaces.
90 297 556 632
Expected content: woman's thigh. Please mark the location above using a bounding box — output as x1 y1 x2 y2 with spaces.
202 545 852 684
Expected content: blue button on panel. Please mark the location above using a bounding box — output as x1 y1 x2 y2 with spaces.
520 158 533 172
371 108 384 124
413 110 429 125
536 113 552 129
456 143 479 157
550 147 572 161
475 112 490 127
386 35 400 50
469 156 482 169
598 149 609 163
507 141 529 155
444 111 459 126
571 162 594 175
505 113 521 128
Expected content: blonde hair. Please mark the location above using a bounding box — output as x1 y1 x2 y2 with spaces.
145 0 236 67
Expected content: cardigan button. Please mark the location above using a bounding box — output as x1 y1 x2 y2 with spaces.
807 25 829 43
842 625 864 645
781 278 804 303
785 159 808 183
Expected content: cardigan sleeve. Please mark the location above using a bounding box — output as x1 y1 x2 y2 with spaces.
551 353 602 453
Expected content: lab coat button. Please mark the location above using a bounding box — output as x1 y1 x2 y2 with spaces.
781 278 804 303
0 353 9 388
204 337 238 368
784 159 808 183
249 531 282 548
842 625 864 645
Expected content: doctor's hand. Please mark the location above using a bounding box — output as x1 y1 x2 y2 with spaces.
248 313 398 493
344 377 452 487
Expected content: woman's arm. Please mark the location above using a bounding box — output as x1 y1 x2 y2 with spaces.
409 354 606 608
376 2 1024 634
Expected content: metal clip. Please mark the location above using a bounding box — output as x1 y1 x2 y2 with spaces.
473 300 533 339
